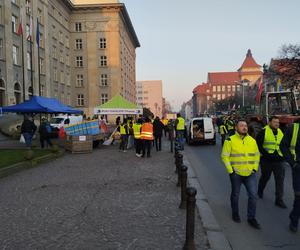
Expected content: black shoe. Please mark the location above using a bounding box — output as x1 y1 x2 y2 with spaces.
289 222 298 233
232 215 241 223
275 200 287 209
257 190 263 199
247 219 261 229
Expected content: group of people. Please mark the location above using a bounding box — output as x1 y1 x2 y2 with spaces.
116 113 186 157
221 116 300 232
21 116 53 149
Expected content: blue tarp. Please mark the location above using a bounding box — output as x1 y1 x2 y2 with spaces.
0 96 82 114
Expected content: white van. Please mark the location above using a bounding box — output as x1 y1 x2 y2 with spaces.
186 117 216 145
50 115 83 129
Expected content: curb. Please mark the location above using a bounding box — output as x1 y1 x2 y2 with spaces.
0 151 64 178
181 151 232 250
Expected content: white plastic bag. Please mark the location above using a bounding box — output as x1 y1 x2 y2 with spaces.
20 134 25 143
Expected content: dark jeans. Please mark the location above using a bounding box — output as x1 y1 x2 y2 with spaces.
155 135 162 151
142 140 152 157
221 134 226 146
119 135 128 151
23 132 33 147
40 136 52 149
176 130 185 150
135 139 142 154
258 160 286 201
230 172 257 219
290 166 300 227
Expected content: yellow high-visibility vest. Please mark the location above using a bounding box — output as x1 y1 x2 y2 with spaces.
221 133 260 176
133 123 142 139
120 125 126 135
176 117 185 131
220 125 228 135
263 125 283 156
290 123 299 161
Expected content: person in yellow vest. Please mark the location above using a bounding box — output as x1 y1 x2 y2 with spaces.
141 117 154 158
225 116 235 136
280 119 300 232
221 119 261 229
161 117 169 137
256 116 287 208
219 122 228 146
133 119 143 157
175 113 185 150
118 118 128 152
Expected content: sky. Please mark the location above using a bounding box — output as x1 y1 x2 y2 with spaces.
121 0 300 111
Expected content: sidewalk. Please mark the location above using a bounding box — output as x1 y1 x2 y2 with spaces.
0 138 208 249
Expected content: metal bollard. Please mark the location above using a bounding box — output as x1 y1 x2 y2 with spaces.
179 165 188 209
183 187 197 250
176 154 183 186
175 152 182 174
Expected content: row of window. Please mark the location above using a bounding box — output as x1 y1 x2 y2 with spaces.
75 56 107 67
76 74 108 87
76 94 108 107
75 38 106 50
212 85 240 92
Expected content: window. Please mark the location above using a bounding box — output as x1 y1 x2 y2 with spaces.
0 6 3 25
222 86 226 91
11 0 18 5
212 86 216 92
77 94 84 106
213 94 216 99
53 46 57 59
38 8 43 24
12 15 17 33
217 94 221 100
222 94 226 99
75 22 82 32
66 54 70 66
39 57 44 73
60 51 64 63
65 36 69 48
227 85 231 92
59 31 63 43
101 94 108 104
75 39 82 50
232 85 236 92
99 38 106 49
52 25 56 39
25 0 31 14
0 39 3 59
54 68 58 81
76 74 83 87
60 71 64 83
100 56 107 67
76 56 83 67
26 52 31 70
217 86 221 92
12 45 18 64
100 74 108 86
39 33 43 48
25 24 30 38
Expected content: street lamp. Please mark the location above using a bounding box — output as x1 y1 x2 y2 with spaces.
235 80 249 107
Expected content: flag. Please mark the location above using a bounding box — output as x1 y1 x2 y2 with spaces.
27 15 33 41
16 20 23 36
277 79 283 92
36 18 40 47
255 82 264 104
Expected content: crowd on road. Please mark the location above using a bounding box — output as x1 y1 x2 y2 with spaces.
218 115 300 233
115 113 186 158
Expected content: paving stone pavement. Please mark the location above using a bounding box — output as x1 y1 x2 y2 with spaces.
0 138 208 250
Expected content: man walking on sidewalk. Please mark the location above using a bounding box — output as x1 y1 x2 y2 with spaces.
118 118 128 152
221 120 261 229
141 117 154 158
256 116 287 208
153 116 164 151
133 119 143 157
280 120 300 232
175 113 185 150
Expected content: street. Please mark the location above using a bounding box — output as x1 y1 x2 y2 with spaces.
185 137 300 250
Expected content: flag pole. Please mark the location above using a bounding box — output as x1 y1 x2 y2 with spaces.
36 19 41 96
30 35 34 96
21 30 26 102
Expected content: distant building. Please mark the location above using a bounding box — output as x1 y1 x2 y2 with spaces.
192 49 262 115
0 0 140 117
136 80 163 117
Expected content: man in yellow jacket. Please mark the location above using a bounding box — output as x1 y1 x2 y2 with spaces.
221 119 261 229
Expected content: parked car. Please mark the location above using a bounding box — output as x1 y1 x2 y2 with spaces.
50 115 83 129
186 117 216 145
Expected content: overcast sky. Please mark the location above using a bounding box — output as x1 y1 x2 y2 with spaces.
121 0 300 111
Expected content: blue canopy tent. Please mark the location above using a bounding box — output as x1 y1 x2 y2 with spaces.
0 96 82 114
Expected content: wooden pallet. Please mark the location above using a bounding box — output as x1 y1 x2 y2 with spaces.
64 135 93 154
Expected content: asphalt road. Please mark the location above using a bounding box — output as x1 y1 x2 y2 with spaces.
185 137 300 250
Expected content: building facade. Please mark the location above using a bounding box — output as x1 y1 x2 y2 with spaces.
136 80 163 118
192 49 262 115
0 0 140 116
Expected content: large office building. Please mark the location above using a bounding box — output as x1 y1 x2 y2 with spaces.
0 0 140 116
136 80 163 118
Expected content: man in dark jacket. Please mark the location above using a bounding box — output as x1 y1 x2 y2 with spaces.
39 118 53 148
153 116 164 151
21 116 37 148
280 120 300 232
256 116 287 208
